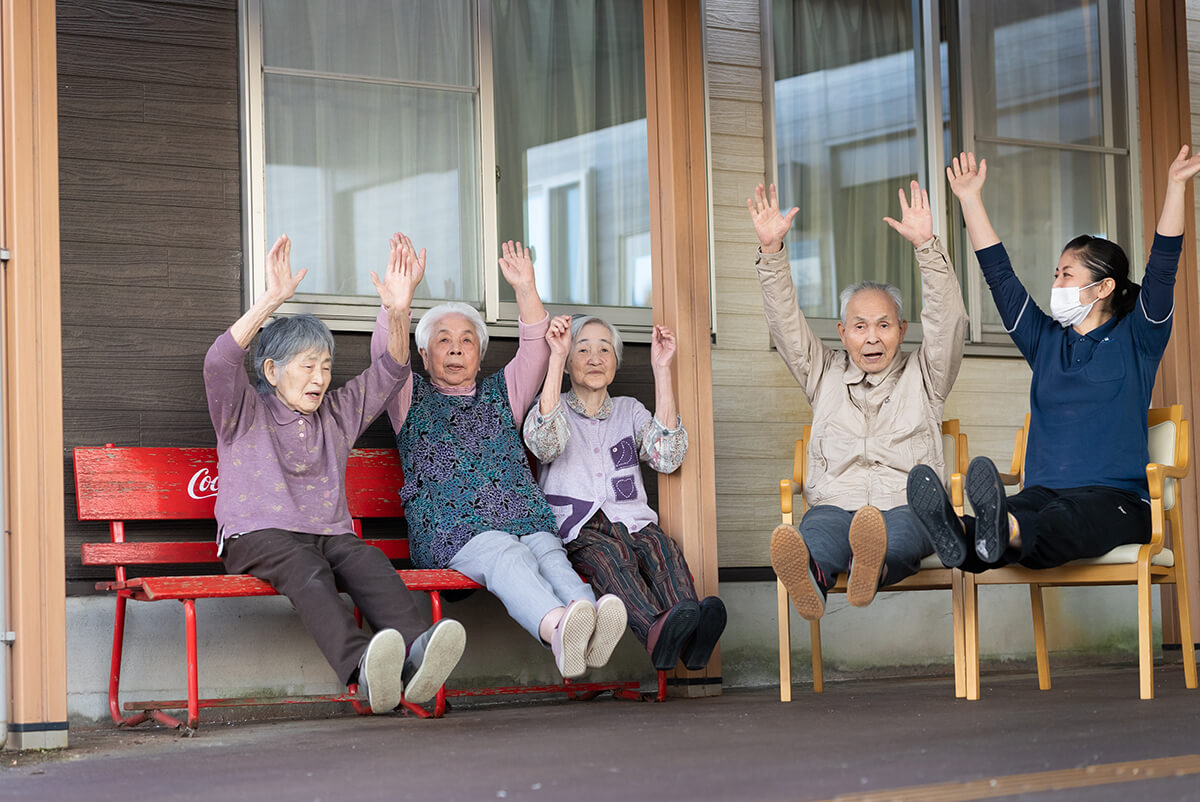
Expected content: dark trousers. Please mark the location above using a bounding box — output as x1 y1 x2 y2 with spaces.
222 529 429 685
566 512 698 644
959 485 1151 573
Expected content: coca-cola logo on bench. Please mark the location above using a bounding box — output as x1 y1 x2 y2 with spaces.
188 468 219 500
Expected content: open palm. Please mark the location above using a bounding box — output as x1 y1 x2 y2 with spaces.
883 181 933 246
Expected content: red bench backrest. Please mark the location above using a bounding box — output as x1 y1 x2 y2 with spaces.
74 445 406 521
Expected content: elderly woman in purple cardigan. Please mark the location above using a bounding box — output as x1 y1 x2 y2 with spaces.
524 316 727 671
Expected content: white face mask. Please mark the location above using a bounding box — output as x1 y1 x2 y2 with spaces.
1049 280 1100 328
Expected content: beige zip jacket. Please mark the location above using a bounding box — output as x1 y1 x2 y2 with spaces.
756 236 967 511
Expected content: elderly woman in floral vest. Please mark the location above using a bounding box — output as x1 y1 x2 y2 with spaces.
370 242 626 680
524 316 726 672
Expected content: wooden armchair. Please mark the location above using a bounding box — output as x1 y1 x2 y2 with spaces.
776 420 969 700
961 404 1198 700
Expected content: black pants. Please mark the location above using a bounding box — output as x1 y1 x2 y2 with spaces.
223 530 429 685
959 485 1150 573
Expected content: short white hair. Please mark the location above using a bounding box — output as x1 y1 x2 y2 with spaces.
415 302 489 356
570 315 624 369
838 281 903 323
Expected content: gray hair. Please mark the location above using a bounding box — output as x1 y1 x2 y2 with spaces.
570 315 624 369
254 314 336 394
415 302 489 356
838 281 904 323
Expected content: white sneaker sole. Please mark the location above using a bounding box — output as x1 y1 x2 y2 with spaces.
361 629 406 714
585 595 628 669
403 620 466 704
554 600 596 679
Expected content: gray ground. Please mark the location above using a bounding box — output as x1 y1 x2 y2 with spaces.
3 666 1198 802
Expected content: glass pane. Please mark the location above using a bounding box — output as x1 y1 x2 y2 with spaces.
264 74 481 301
974 144 1124 328
970 0 1120 147
492 0 651 308
772 0 925 320
262 0 475 88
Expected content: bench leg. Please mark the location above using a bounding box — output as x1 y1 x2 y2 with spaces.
108 593 149 728
183 599 200 730
429 591 448 718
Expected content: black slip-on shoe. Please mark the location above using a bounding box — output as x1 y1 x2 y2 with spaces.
966 456 1009 564
650 599 700 670
907 465 968 568
680 596 727 671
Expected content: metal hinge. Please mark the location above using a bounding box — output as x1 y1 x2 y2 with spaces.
0 248 10 263
0 632 14 644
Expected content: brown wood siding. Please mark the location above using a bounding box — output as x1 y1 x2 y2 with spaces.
58 0 656 588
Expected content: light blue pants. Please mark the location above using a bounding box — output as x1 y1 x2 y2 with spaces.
448 530 596 641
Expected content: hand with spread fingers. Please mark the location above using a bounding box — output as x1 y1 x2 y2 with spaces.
883 180 934 246
747 183 800 254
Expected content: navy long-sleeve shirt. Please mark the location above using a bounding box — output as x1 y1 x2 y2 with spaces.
976 233 1183 498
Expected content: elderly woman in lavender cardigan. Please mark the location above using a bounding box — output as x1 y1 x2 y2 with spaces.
370 242 627 680
204 232 465 715
524 316 726 671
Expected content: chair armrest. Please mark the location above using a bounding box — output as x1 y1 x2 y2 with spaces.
1146 461 1189 499
949 473 964 515
780 479 801 517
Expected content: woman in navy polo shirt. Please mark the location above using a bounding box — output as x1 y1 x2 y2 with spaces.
907 146 1200 572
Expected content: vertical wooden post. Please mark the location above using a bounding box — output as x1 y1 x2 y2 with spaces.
1136 0 1200 649
643 0 721 695
1 0 67 748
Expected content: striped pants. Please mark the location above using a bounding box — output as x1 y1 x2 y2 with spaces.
565 511 698 644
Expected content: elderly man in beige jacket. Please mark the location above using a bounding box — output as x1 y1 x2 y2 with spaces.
747 181 968 620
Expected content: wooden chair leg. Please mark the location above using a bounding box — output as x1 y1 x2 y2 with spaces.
1138 569 1155 700
1175 571 1198 690
810 619 824 694
965 573 980 700
952 569 965 698
1029 585 1051 691
776 579 792 702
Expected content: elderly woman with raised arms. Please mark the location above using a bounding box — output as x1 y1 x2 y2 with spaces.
370 242 627 680
205 232 465 715
523 316 727 672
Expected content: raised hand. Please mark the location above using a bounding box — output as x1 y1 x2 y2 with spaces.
746 183 799 254
546 314 572 360
883 180 934 246
371 232 426 312
650 325 677 370
498 240 536 290
1168 144 1200 186
264 234 307 305
947 151 987 201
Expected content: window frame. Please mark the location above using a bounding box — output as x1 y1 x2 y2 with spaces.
238 0 656 335
759 0 1143 349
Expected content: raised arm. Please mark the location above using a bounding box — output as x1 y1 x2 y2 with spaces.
370 233 426 365
1157 145 1200 237
650 325 679 428
886 181 968 400
947 152 1000 251
230 234 307 347
524 315 573 463
747 183 829 397
499 240 552 415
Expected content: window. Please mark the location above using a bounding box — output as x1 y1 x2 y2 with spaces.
241 0 653 330
767 0 1137 342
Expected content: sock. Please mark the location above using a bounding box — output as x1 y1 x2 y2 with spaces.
1008 513 1020 543
645 612 667 653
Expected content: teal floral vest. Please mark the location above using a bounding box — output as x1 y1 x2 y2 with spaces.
397 371 558 568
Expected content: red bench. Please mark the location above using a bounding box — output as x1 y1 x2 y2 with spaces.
75 445 662 734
